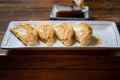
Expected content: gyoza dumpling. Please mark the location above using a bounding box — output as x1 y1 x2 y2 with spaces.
53 22 74 46
36 22 54 46
73 22 92 45
10 23 39 46
73 0 84 11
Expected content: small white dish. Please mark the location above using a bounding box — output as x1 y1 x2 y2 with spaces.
50 5 90 20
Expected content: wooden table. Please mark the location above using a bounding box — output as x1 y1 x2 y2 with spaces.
0 0 120 80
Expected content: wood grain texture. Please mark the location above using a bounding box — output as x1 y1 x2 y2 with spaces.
0 50 119 70
0 0 120 31
0 70 120 80
0 0 120 80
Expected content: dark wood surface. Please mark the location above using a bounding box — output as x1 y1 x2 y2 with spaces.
0 0 120 80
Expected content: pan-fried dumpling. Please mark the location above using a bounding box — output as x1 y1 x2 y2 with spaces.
53 22 74 46
10 23 39 46
73 22 92 45
73 0 84 11
35 22 54 46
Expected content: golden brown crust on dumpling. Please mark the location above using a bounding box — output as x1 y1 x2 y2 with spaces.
10 23 39 46
53 22 74 46
73 22 92 45
35 22 54 46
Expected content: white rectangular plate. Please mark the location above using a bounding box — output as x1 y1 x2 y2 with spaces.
1 21 120 50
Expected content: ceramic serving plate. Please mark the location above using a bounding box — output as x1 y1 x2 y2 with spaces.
1 21 120 50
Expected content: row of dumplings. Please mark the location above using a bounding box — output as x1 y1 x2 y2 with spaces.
10 22 92 46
